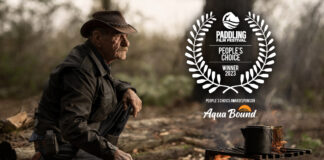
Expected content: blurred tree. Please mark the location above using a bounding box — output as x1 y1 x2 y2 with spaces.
276 1 324 109
249 0 324 110
92 0 116 12
0 0 83 98
0 0 193 105
101 0 111 10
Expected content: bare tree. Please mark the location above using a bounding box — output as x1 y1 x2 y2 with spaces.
278 1 324 108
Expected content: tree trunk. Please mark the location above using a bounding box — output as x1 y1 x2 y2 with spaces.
101 0 111 10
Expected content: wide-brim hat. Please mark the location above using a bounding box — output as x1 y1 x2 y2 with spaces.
80 11 137 38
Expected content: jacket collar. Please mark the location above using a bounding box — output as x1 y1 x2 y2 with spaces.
85 40 111 76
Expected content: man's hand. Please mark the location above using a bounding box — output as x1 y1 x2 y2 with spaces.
114 149 133 160
122 89 142 118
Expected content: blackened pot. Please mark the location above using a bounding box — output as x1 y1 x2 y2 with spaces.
241 125 272 154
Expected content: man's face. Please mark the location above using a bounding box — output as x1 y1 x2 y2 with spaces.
93 28 130 63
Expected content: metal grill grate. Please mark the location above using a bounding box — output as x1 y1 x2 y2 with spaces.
205 147 312 160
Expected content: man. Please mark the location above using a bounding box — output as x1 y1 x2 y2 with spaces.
29 11 142 160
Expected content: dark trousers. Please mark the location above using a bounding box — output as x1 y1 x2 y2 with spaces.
41 103 131 160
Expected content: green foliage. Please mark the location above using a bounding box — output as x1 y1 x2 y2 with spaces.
115 73 193 106
286 130 323 153
297 134 323 150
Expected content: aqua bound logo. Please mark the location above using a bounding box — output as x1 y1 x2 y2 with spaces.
203 105 257 120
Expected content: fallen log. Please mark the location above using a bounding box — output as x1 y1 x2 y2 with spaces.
184 128 205 137
0 112 33 133
182 136 217 149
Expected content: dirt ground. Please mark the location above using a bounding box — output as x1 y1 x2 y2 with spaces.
0 96 323 160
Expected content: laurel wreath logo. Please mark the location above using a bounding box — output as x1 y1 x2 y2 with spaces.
185 11 276 94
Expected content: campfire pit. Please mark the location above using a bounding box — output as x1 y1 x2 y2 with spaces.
205 125 312 160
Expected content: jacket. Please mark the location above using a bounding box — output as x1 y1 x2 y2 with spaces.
33 40 134 159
